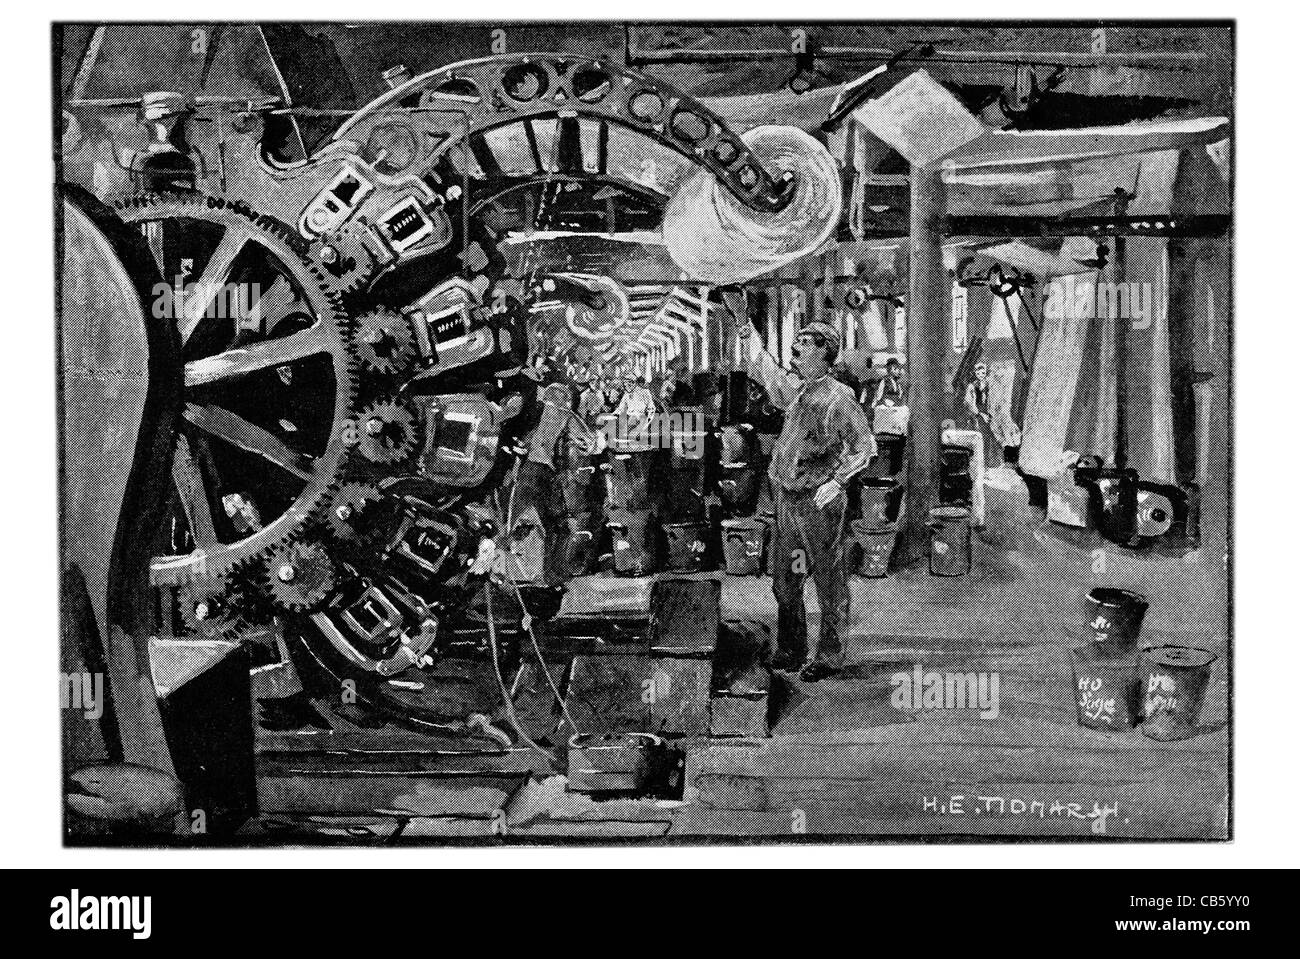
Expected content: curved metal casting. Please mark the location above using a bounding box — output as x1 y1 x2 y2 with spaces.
333 54 795 213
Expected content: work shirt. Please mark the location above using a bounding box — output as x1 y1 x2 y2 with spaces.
745 339 876 493
615 384 657 422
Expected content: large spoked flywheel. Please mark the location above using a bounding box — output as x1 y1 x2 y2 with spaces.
113 192 358 591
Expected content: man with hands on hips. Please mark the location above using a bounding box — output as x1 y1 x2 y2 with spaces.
733 304 876 681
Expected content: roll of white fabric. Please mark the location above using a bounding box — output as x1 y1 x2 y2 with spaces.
662 125 842 285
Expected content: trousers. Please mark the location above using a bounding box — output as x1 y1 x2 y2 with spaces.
768 486 850 665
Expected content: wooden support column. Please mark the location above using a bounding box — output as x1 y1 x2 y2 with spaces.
1112 191 1131 470
902 165 949 566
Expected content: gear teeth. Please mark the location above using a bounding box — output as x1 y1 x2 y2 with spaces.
311 235 379 297
354 308 418 379
261 539 340 614
354 397 422 467
115 191 360 585
326 481 396 546
177 580 255 641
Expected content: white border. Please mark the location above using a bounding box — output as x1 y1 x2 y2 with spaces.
5 2 1292 869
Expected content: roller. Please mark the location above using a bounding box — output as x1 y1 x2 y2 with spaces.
662 125 842 285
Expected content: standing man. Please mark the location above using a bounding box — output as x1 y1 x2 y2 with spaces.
577 376 607 428
614 373 658 447
735 311 876 681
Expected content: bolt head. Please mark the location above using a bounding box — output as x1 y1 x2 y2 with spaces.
319 244 338 264
336 504 353 521
277 564 296 582
366 418 385 436
194 602 210 621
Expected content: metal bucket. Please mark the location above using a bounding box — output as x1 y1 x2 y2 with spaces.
866 432 905 478
561 463 601 514
562 528 596 578
663 521 711 573
566 732 665 794
606 510 658 577
1069 644 1140 731
719 424 756 466
605 452 654 510
1139 645 1217 741
927 506 971 576
721 518 765 576
718 463 760 517
851 520 896 577
1085 587 1149 652
859 478 903 527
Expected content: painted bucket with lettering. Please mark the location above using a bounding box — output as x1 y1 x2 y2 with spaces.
1085 587 1148 652
850 520 896 578
1139 645 1217 741
1068 643 1140 731
663 521 711 573
927 507 971 576
859 478 904 527
722 518 765 576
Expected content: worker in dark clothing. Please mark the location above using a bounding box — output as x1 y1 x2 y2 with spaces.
872 357 908 407
735 313 876 681
514 382 599 585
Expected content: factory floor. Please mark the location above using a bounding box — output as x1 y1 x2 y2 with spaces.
245 498 1230 840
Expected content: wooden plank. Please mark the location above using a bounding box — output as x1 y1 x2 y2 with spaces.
650 658 712 737
256 772 525 818
687 739 1227 784
690 773 1225 839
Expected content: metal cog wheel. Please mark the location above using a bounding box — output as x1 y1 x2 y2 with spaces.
353 309 417 378
326 481 396 545
261 539 339 613
354 398 421 466
310 230 382 297
114 192 359 587
177 580 252 640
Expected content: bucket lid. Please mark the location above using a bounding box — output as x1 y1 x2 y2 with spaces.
928 506 969 520
568 732 663 749
851 519 897 533
1142 645 1217 670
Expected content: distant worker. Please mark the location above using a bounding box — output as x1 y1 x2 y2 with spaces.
515 383 598 585
614 374 658 447
872 357 907 407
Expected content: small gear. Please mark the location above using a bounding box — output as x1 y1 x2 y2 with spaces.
353 309 418 378
262 540 339 613
177 581 251 640
310 229 382 296
326 482 396 545
354 398 421 466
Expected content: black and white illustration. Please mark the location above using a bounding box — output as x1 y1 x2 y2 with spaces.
56 22 1231 843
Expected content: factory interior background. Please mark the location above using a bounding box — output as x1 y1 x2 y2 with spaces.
57 22 1232 842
